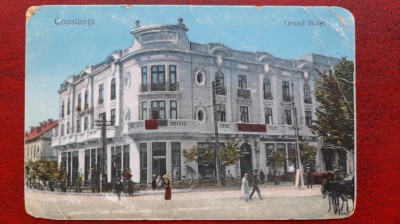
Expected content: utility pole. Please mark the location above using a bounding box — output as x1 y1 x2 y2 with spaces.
212 81 223 185
291 82 305 189
94 115 115 192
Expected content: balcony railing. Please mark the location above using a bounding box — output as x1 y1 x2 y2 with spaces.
263 93 273 100
216 87 227 96
283 95 291 102
151 82 165 91
141 82 179 92
237 89 251 99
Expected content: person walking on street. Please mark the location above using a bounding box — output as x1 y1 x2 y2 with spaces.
241 173 250 202
249 170 263 200
163 174 171 200
127 179 134 196
114 178 123 201
151 174 157 191
259 169 265 184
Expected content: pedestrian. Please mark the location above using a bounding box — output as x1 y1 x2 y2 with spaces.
163 174 171 200
227 170 234 181
151 174 157 191
249 170 263 200
114 178 123 201
306 164 313 189
156 174 163 190
127 179 134 196
259 169 265 184
241 173 250 202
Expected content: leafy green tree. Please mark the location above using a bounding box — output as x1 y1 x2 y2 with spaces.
266 151 285 184
288 142 317 167
182 146 198 179
313 58 354 152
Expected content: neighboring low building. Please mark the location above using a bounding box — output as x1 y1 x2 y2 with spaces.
51 19 351 185
25 119 59 163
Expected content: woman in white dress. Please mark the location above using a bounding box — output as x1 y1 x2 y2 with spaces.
241 173 250 202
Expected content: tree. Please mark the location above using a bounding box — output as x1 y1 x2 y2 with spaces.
266 150 286 184
313 58 354 152
288 142 317 167
182 146 198 179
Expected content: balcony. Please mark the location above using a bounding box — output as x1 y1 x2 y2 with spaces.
216 87 227 96
124 119 198 134
51 129 116 146
263 93 273 100
140 82 179 92
237 89 251 99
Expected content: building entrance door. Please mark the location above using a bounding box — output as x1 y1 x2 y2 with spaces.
240 143 253 177
152 142 166 176
153 157 166 176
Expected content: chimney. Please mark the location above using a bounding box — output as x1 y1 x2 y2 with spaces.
30 126 35 132
48 118 53 122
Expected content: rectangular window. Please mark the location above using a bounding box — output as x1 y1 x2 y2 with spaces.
305 111 312 127
170 101 177 119
98 84 104 104
276 143 287 172
99 112 106 122
141 67 148 92
169 65 177 91
284 109 292 125
139 143 147 183
84 116 88 131
123 145 130 169
67 122 70 134
151 65 165 91
111 146 122 180
84 149 90 180
265 108 273 124
238 75 247 90
84 91 88 109
61 101 65 118
67 98 70 115
240 106 249 123
152 142 166 178
282 81 291 102
141 101 148 120
77 94 81 111
216 103 226 122
76 118 81 133
151 101 166 119
61 124 64 136
171 142 181 181
111 109 116 126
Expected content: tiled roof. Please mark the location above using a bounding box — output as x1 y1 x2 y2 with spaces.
25 120 58 142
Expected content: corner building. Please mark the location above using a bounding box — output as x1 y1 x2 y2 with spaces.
52 19 344 185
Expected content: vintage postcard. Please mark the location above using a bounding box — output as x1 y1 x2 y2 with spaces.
25 5 355 220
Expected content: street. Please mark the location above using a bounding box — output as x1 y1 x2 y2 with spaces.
25 184 354 220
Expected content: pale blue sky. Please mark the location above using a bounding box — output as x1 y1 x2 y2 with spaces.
25 6 355 131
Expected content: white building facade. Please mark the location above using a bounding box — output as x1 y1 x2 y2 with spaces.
51 19 345 185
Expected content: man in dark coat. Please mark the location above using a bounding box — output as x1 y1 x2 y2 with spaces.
249 170 263 200
115 178 124 200
259 169 266 184
127 179 134 196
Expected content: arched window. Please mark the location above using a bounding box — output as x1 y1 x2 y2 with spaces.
263 77 272 100
304 82 311 104
111 78 116 100
215 71 225 95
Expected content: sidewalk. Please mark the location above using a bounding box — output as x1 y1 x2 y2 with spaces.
26 182 322 198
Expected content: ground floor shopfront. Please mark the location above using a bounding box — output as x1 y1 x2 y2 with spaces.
57 134 330 185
